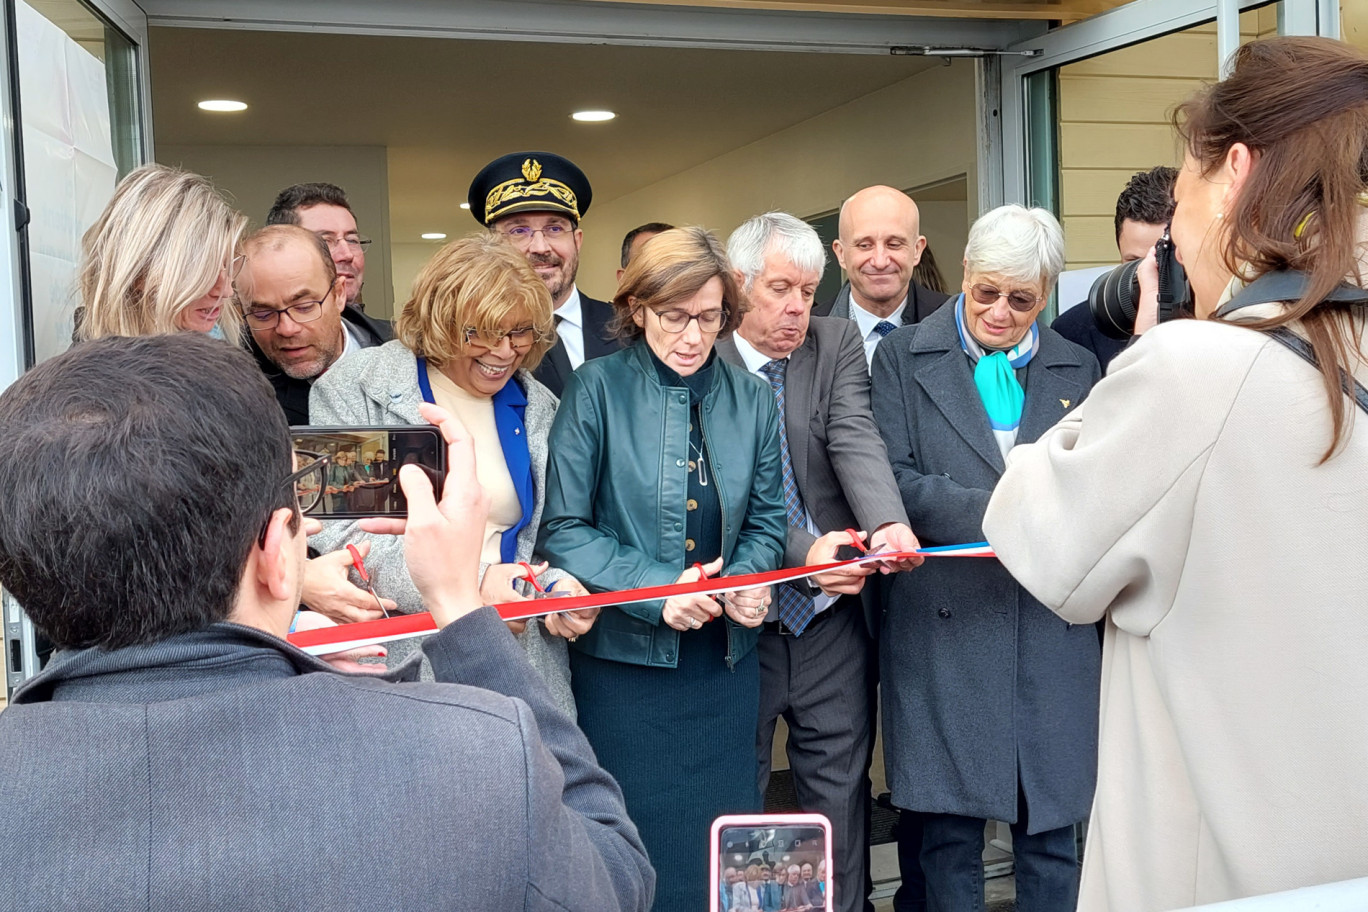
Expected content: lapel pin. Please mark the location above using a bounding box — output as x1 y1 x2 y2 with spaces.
1060 399 1071 408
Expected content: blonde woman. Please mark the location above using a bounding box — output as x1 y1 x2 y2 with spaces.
310 233 596 716
76 163 246 342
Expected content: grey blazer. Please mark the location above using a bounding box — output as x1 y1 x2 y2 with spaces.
869 298 1103 833
1 609 653 911
715 317 909 637
308 340 576 718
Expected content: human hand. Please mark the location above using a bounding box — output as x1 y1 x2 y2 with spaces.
1133 246 1160 335
300 543 397 623
541 575 599 640
868 522 925 573
357 402 488 629
807 530 874 596
722 586 770 628
292 610 389 675
481 561 545 635
661 557 723 631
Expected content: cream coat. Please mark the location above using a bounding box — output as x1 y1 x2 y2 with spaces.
983 305 1368 911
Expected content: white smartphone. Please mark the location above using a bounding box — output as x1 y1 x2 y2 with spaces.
710 813 833 912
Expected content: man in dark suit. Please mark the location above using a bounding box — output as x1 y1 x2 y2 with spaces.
814 185 949 370
467 152 617 398
238 224 391 425
720 213 923 912
0 333 654 911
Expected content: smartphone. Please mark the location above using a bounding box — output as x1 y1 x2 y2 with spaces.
290 425 445 520
711 813 833 912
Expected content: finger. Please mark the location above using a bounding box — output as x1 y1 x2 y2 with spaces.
703 557 724 576
334 605 386 623
356 517 406 535
505 618 528 635
303 517 323 536
348 540 371 559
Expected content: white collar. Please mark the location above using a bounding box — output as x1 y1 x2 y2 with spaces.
555 286 583 327
849 293 907 338
731 331 781 375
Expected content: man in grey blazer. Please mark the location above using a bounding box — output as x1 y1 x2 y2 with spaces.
0 334 653 912
813 186 950 370
721 213 922 912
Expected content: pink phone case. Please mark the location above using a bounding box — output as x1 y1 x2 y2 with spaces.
710 812 834 912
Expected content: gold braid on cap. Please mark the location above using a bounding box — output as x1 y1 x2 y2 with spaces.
484 158 579 222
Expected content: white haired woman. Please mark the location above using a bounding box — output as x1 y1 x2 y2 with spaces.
870 204 1102 912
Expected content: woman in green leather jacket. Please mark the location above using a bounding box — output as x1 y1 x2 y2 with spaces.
539 227 787 911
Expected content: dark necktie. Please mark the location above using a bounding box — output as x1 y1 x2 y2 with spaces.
874 320 898 338
759 358 816 636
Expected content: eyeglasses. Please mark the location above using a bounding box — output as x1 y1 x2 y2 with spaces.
257 450 330 547
316 233 373 253
968 283 1042 313
228 254 245 281
497 224 574 247
648 307 728 334
243 288 333 330
464 325 540 349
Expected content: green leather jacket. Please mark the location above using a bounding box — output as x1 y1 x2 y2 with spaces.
537 340 787 669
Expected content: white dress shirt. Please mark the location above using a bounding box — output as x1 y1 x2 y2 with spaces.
849 294 908 369
732 332 837 618
554 287 586 369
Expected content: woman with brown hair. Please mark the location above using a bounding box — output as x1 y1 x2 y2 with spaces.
539 227 786 911
984 37 1368 910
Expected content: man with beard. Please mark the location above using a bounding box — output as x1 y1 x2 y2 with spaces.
467 152 617 398
239 223 389 425
267 181 388 319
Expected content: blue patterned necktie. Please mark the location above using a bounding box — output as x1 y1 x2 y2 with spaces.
760 358 816 636
874 320 898 338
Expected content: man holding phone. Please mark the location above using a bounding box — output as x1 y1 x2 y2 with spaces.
0 334 654 911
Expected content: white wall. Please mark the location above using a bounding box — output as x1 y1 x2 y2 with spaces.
156 144 395 317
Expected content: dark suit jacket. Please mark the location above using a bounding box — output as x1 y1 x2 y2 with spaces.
869 301 1101 832
533 291 619 399
716 317 909 638
813 280 949 327
0 608 654 911
1051 301 1127 373
251 303 393 425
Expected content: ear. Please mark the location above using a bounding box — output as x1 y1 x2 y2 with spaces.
630 296 645 329
331 276 347 313
1223 142 1256 207
831 238 846 268
255 507 298 603
572 226 584 252
910 235 927 267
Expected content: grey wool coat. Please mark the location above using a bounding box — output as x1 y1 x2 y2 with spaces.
309 339 575 718
869 298 1103 834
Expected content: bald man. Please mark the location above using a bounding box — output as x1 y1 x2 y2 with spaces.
815 186 949 368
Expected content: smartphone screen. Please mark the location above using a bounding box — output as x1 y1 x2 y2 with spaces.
290 425 445 519
712 815 832 912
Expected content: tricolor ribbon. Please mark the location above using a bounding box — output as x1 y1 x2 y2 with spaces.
289 541 996 656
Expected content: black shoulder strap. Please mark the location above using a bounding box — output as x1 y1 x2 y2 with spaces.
1216 270 1368 416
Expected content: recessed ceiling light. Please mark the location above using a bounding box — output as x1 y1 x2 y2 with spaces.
572 110 616 123
459 202 471 210
421 232 447 240
197 99 247 113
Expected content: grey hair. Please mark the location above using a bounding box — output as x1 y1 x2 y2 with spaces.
726 211 826 291
964 204 1066 290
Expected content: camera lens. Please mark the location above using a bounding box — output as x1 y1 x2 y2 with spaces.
1087 259 1143 340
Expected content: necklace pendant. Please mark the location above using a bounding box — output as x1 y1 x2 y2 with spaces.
698 455 709 487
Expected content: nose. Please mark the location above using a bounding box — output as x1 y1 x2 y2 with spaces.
274 310 305 337
488 334 516 357
869 243 891 269
681 318 704 345
784 289 807 314
208 270 233 300
331 242 355 267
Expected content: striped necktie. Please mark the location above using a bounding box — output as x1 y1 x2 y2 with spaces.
760 358 816 636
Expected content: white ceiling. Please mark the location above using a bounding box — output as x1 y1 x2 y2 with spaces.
147 26 939 240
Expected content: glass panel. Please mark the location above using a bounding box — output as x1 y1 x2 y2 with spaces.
15 0 143 365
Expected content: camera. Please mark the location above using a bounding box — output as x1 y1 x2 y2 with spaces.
1087 228 1191 339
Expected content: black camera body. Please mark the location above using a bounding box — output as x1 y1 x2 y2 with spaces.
1087 229 1191 339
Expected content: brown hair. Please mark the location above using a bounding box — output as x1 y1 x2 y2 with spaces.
610 226 746 341
1175 36 1368 460
395 233 555 371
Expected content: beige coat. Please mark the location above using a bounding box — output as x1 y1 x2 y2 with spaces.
983 306 1368 911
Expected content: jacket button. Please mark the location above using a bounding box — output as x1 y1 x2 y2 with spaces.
664 652 675 661
687 498 698 511
676 458 685 467
688 460 697 472
674 521 683 531
678 394 687 404
938 608 952 619
685 538 696 551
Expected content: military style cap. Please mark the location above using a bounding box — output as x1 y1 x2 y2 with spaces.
467 152 593 226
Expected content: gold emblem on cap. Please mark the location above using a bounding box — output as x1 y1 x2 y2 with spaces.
485 161 580 223
522 158 542 182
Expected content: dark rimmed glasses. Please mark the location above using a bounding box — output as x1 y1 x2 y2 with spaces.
647 307 728 334
257 450 330 547
968 283 1042 313
243 286 333 330
316 232 373 253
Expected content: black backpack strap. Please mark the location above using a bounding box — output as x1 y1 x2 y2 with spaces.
1264 326 1368 416
1219 271 1368 316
